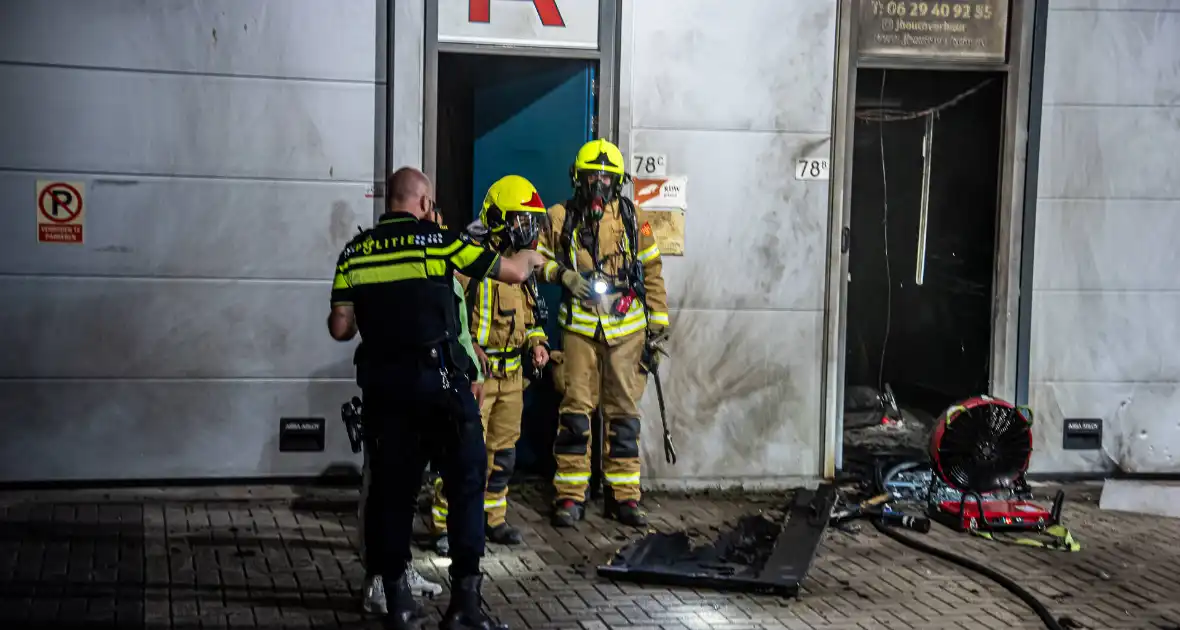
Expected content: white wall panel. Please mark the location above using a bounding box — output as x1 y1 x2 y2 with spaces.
1038 106 1180 200
0 1 382 481
0 381 360 482
1034 200 1180 291
1030 2 1180 474
0 278 355 380
629 0 836 133
1031 292 1180 383
633 129 832 313
0 0 385 82
0 65 380 182
0 174 370 280
639 310 824 484
1043 9 1180 106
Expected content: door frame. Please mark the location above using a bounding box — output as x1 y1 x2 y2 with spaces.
418 0 621 183
821 0 1042 477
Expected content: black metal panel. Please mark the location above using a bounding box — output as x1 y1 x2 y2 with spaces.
597 484 837 596
1063 418 1102 451
278 418 325 453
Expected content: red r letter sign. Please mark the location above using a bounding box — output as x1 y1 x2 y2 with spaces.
469 0 566 27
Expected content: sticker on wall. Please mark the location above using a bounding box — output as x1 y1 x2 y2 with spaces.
634 176 687 210
638 209 685 256
36 180 86 244
631 153 667 177
795 158 830 181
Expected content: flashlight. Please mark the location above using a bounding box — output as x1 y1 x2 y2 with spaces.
593 279 609 295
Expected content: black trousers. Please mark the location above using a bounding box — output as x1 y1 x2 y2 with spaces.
361 365 487 579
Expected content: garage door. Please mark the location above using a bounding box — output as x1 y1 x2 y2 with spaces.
0 0 385 481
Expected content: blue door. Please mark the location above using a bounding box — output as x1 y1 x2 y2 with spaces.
470 56 596 474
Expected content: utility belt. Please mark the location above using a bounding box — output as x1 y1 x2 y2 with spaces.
353 340 473 388
483 346 524 377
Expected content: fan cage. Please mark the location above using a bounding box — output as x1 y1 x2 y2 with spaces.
929 396 1033 495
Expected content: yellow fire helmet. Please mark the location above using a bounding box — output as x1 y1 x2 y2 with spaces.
479 174 548 250
571 139 627 215
573 138 626 177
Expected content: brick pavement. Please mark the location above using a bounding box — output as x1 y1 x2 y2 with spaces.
1 481 1178 629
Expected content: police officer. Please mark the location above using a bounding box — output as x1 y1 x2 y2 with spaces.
328 167 544 630
357 204 486 615
535 139 671 528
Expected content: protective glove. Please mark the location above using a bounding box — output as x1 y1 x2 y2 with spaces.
641 329 669 374
560 269 593 300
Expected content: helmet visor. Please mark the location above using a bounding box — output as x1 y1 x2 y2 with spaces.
506 212 547 249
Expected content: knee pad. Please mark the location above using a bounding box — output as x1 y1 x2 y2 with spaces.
486 447 516 494
554 413 591 455
608 417 641 459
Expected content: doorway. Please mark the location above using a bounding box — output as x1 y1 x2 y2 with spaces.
841 68 1006 462
435 52 598 475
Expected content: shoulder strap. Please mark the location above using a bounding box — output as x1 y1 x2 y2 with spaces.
559 201 578 262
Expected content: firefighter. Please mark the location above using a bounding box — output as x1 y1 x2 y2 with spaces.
431 175 551 554
536 139 670 528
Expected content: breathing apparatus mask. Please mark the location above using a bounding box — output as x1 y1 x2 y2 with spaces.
573 169 623 221
487 210 545 253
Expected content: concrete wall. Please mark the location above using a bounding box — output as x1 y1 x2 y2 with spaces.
1029 0 1180 474
0 0 384 481
620 0 839 487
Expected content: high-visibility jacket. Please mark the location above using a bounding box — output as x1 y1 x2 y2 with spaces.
536 199 669 346
459 274 547 376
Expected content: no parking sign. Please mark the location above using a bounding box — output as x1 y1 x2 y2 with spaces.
36 180 86 244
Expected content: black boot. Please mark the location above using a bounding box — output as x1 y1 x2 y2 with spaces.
381 573 424 630
433 533 450 557
607 500 648 527
550 500 584 528
440 574 507 630
486 523 523 545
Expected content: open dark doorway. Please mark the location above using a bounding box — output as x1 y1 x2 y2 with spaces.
435 52 597 476
842 68 1006 461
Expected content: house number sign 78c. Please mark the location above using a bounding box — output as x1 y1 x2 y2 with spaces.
795 158 830 181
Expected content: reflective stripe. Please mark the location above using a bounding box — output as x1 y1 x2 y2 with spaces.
487 355 522 373
603 316 647 340
637 243 660 263
554 472 591 484
450 242 487 269
542 259 560 282
347 262 436 286
536 242 555 258
483 498 508 510
526 327 546 340
425 241 464 258
647 311 670 327
332 271 349 290
431 507 448 521
475 278 492 346
605 472 641 485
344 249 425 269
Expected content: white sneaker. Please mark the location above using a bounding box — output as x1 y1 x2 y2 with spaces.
362 575 387 614
406 565 443 598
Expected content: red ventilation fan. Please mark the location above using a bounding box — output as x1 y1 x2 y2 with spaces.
928 396 1063 532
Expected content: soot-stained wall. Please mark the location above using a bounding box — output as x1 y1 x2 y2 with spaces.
620 0 839 487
